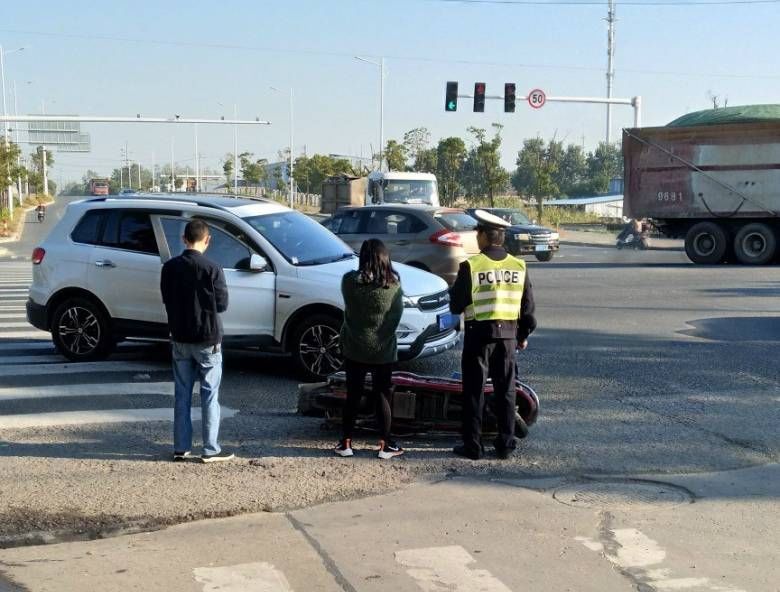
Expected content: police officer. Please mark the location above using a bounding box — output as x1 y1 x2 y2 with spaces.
449 209 537 460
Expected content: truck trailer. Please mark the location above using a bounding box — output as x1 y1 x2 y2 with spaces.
623 105 780 264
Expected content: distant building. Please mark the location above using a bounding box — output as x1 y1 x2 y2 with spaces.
544 194 624 219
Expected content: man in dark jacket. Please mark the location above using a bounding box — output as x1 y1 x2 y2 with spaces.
449 210 537 460
160 220 233 463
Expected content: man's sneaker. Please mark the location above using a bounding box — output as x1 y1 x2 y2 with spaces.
453 444 482 460
172 451 192 462
378 440 404 460
200 451 235 463
334 439 354 457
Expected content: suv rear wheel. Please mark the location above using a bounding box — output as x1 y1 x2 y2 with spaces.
51 297 113 361
291 313 344 382
535 251 554 262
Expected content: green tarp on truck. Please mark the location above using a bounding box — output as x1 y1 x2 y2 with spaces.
667 104 780 127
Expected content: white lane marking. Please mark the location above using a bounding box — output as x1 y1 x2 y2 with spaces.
193 562 293 592
395 545 512 592
577 529 746 592
0 313 25 319
0 406 237 429
0 300 26 305
0 381 174 400
0 360 168 377
0 330 50 340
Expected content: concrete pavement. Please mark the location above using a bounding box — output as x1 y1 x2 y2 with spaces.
1 465 776 591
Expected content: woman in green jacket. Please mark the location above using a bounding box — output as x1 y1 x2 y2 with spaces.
335 239 405 460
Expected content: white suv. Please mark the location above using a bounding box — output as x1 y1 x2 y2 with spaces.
26 194 459 380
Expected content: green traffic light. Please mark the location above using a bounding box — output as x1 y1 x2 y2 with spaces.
447 101 457 111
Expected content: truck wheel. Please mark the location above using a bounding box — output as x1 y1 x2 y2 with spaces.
51 296 113 361
733 223 776 265
535 251 554 262
684 222 727 264
291 313 344 382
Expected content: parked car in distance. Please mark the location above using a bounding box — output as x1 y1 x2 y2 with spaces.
27 194 459 381
465 207 560 262
322 205 480 285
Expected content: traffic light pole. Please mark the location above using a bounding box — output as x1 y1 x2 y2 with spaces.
456 92 642 131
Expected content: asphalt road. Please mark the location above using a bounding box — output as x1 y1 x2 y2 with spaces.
0 195 778 589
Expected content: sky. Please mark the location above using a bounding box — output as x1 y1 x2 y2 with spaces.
2 0 780 184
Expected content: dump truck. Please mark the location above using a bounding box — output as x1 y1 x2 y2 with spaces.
623 105 780 264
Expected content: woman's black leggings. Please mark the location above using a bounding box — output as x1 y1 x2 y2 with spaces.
342 359 393 441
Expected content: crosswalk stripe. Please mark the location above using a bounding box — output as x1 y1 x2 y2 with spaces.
0 360 169 378
0 300 26 305
395 546 512 592
0 322 33 328
0 382 174 401
0 406 238 429
0 330 50 340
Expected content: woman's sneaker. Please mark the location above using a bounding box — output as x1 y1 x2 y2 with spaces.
378 440 404 460
334 439 354 457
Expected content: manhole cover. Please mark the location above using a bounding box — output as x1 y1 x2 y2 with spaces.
553 480 692 509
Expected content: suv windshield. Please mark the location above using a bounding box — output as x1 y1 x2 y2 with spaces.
492 209 532 225
244 211 355 266
382 180 437 204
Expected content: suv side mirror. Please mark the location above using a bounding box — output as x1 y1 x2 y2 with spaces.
249 253 268 272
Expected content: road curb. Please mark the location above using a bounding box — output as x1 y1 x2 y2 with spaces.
561 240 684 252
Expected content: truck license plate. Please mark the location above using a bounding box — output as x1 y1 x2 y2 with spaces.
535 245 549 252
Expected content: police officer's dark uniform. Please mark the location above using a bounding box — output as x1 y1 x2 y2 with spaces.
449 210 537 459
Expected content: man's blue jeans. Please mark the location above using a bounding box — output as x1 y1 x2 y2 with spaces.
172 341 223 456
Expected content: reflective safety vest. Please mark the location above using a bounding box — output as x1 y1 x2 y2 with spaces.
464 253 526 322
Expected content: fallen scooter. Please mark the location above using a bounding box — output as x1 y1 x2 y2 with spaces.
615 232 647 250
297 323 540 439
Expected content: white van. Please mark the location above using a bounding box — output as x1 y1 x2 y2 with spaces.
366 172 440 207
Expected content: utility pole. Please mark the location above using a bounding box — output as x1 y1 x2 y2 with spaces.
289 88 294 208
233 104 238 195
170 138 175 192
13 81 23 201
151 151 156 190
194 123 199 192
605 0 616 144
136 159 141 189
40 100 48 197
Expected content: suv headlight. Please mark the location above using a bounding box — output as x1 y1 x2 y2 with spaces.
403 295 419 308
550 232 560 241
515 233 531 241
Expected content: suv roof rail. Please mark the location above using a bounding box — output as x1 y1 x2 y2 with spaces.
83 195 232 211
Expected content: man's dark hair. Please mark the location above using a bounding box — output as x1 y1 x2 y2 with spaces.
184 219 210 244
479 226 505 247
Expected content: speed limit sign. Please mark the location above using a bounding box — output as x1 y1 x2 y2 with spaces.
528 89 546 109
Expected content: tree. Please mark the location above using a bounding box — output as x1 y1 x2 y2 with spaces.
109 163 153 193
557 144 587 196
383 140 408 172
0 141 26 202
586 142 622 194
222 154 234 187
239 152 268 195
462 124 509 206
403 127 431 171
512 138 560 221
292 154 355 195
436 137 466 206
414 147 438 175
28 146 55 195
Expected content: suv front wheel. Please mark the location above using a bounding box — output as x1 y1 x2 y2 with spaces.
51 296 113 361
291 313 344 382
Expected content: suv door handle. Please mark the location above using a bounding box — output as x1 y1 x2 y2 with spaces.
95 259 116 268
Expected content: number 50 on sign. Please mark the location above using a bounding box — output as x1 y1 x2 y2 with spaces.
528 89 546 109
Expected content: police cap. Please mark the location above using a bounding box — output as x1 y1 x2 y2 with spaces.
472 209 511 231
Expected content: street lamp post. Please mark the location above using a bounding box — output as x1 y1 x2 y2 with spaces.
270 87 294 208
354 56 384 172
1 46 25 215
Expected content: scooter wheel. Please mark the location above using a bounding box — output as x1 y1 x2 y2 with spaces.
515 413 529 439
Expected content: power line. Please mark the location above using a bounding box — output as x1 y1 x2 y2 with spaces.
429 0 780 5
1 27 778 80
